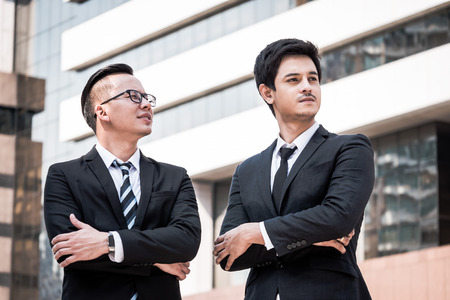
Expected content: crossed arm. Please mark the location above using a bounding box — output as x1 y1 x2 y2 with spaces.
44 164 200 280
213 222 354 271
51 213 191 280
213 135 374 271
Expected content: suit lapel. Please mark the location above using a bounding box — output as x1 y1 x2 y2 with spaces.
134 152 155 228
84 147 128 228
279 126 329 210
257 140 278 216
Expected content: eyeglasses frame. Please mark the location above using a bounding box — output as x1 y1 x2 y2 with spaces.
100 89 156 107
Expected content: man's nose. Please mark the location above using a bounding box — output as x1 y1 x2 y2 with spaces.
140 98 152 110
299 79 312 93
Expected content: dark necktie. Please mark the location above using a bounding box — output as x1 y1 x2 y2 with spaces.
113 160 138 229
272 147 297 210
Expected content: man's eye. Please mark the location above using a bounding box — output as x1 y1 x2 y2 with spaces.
287 78 298 82
309 77 318 81
130 93 140 101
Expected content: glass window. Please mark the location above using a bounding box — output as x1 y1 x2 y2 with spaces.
362 36 384 70
367 123 439 259
0 107 16 135
425 11 449 48
322 8 450 84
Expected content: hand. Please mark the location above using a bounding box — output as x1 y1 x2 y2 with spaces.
313 229 355 254
51 214 108 267
154 262 191 280
213 223 264 271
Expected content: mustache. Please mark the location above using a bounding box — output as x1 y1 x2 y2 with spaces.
298 93 316 100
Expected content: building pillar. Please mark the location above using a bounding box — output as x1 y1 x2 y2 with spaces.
0 71 45 300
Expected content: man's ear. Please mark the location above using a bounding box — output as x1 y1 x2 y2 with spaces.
94 104 110 122
258 84 274 104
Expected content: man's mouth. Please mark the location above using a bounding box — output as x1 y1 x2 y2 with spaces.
298 93 316 102
138 114 152 121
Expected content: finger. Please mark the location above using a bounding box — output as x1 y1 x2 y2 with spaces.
181 262 191 271
54 246 70 261
343 237 350 246
225 255 235 271
181 264 190 275
214 235 224 245
215 250 227 265
59 255 75 268
52 239 69 254
52 243 62 255
54 248 66 261
348 229 355 238
51 233 69 245
213 243 224 256
336 237 347 246
70 213 86 229
334 240 346 254
339 235 352 246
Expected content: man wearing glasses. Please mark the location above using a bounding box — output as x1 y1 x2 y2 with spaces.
44 63 201 300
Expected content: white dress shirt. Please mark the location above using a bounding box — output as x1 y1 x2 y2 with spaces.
96 143 141 263
259 122 320 250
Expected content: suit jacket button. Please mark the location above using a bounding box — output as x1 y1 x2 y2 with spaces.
291 243 297 248
301 240 307 245
287 244 292 250
296 241 302 247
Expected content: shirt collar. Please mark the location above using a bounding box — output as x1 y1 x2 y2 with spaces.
96 143 141 173
275 122 320 155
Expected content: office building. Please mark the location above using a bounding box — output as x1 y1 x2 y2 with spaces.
1 1 45 299
0 0 449 298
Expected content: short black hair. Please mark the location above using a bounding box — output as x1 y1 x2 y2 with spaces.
81 63 134 133
253 39 321 116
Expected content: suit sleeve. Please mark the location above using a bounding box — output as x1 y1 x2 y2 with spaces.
219 165 278 271
43 163 151 276
119 169 201 265
265 134 375 257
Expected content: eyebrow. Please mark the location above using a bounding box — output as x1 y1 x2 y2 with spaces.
284 71 318 78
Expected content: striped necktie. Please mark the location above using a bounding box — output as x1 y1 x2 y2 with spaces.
113 160 138 229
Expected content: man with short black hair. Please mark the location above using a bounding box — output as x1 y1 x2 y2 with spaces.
44 63 201 300
214 39 374 300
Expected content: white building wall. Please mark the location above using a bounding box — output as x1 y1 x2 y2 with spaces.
180 181 214 296
61 0 230 70
59 0 450 143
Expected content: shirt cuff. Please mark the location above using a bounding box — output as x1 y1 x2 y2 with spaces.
108 231 124 263
259 221 274 250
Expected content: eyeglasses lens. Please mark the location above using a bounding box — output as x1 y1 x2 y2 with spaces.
128 90 142 103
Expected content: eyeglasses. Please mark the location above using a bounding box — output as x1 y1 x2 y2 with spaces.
100 89 156 107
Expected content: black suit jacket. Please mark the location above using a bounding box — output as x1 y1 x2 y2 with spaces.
220 125 374 300
44 147 201 300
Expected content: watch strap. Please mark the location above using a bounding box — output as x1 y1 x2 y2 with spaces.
107 232 115 254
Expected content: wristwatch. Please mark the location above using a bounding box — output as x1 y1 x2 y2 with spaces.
107 232 115 254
